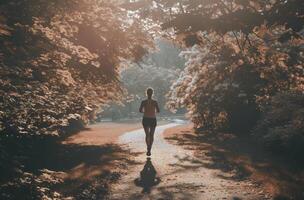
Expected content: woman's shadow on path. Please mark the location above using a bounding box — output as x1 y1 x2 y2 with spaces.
134 157 161 193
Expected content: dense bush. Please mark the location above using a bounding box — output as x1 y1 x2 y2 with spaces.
0 170 67 200
254 91 304 159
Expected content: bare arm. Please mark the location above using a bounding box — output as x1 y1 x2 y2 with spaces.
139 101 144 113
155 101 160 113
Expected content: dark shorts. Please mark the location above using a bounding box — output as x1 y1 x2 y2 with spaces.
142 117 157 128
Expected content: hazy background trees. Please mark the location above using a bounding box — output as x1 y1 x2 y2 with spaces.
98 39 185 120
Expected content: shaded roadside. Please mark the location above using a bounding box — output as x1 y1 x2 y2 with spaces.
164 124 304 199
0 122 143 200
63 122 142 146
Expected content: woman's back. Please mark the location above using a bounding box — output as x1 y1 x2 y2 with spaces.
141 99 159 118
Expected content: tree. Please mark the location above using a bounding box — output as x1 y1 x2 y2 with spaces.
0 0 152 137
254 91 304 159
0 1 152 199
127 0 304 132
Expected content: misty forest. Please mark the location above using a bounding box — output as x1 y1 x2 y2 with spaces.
0 0 303 200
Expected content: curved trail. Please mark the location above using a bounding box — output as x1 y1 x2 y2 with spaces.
109 123 266 200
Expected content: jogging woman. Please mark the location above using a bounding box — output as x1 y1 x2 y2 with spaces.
139 88 160 156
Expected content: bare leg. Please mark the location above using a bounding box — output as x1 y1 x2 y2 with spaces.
148 126 156 152
143 126 150 150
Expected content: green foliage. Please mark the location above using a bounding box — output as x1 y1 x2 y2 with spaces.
0 170 66 200
0 2 151 198
0 0 151 137
254 91 304 158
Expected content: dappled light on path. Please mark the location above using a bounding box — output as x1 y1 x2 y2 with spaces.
109 123 267 199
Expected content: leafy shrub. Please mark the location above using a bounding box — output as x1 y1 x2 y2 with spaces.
166 44 264 132
0 170 68 200
254 91 304 159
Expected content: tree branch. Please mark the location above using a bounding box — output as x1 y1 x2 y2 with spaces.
219 0 232 13
241 33 249 49
246 34 254 48
179 1 185 14
232 31 243 52
201 32 220 50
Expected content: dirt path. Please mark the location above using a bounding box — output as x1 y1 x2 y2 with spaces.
109 123 269 200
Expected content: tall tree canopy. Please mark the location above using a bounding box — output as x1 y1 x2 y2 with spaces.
0 0 152 137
